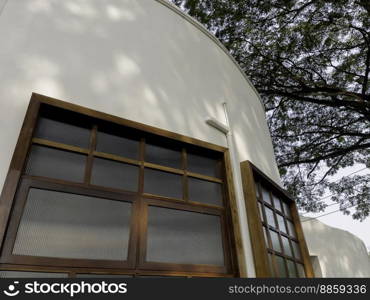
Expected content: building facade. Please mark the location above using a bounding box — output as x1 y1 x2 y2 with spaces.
0 0 366 278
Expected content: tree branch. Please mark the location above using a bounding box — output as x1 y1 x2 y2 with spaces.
279 141 370 167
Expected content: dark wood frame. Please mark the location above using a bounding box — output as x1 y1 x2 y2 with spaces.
0 178 138 269
0 93 247 278
240 160 314 278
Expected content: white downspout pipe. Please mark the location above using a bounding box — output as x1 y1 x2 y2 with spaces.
206 102 256 277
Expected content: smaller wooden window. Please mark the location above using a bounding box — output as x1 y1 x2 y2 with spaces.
240 161 314 278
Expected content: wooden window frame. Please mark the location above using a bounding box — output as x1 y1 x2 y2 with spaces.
0 93 247 277
240 160 314 278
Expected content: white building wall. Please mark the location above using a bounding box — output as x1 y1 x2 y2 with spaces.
0 0 282 277
302 217 370 277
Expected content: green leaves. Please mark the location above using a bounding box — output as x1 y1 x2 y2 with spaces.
171 0 370 220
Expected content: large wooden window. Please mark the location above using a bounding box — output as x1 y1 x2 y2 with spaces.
240 161 314 278
0 93 241 277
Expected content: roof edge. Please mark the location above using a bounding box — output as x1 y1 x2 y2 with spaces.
154 0 265 111
301 216 369 251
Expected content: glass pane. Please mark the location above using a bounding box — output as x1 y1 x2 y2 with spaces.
276 256 287 277
26 145 86 182
258 202 264 220
265 207 276 228
297 264 306 278
35 117 90 149
13 188 132 261
76 274 133 278
144 169 182 199
188 177 223 206
146 206 224 265
272 195 283 212
255 182 260 198
187 151 220 178
287 260 297 278
261 186 272 205
145 142 181 169
96 130 139 160
292 242 302 260
263 226 269 245
277 214 288 234
282 201 292 217
0 271 68 278
270 230 281 252
287 220 297 238
267 253 274 275
282 236 293 257
91 158 139 192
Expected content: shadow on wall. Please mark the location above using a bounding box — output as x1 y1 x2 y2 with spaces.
301 217 370 277
0 0 232 144
0 0 279 188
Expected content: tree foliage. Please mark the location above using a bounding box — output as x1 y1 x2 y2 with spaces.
171 0 370 220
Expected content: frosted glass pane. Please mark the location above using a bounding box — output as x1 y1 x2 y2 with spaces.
270 230 281 252
297 264 306 278
97 130 139 160
258 202 264 220
265 207 276 227
282 236 293 257
35 116 90 148
287 220 297 238
188 177 223 206
287 260 297 278
272 195 283 212
255 182 260 198
144 169 182 199
0 271 68 278
263 226 269 245
267 253 274 275
147 206 224 265
145 142 181 169
282 202 292 217
277 214 287 234
292 241 302 259
13 188 132 261
26 145 86 182
91 158 139 191
187 152 220 178
261 186 272 205
275 256 287 277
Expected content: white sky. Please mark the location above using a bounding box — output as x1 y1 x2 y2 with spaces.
299 165 370 252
